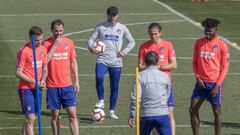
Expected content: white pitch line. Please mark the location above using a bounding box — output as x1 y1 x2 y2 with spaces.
0 13 175 17
1 37 240 43
152 0 240 51
74 46 240 62
0 124 213 130
1 73 240 78
64 19 187 37
1 124 238 130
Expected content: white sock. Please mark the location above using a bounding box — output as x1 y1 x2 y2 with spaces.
109 110 114 113
99 99 104 103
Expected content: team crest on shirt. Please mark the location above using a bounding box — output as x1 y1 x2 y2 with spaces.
39 51 44 57
117 29 122 34
159 47 165 52
212 44 219 52
64 44 68 49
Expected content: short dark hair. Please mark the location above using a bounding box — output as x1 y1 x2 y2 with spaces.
29 26 43 36
51 19 64 29
107 6 119 16
144 51 159 66
202 18 220 29
148 23 162 32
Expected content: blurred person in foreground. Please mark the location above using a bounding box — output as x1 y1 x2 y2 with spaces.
129 51 172 135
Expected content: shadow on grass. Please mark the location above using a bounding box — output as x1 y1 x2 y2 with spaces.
0 110 92 124
201 120 240 128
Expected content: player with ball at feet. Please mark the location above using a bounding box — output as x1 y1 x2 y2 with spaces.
88 6 135 119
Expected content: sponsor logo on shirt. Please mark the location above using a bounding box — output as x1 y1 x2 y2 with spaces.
200 51 215 59
53 53 68 60
159 55 164 62
104 34 119 41
32 60 43 68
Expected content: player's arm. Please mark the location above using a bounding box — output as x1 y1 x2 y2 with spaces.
88 26 100 54
71 58 80 93
158 57 177 71
16 67 35 84
138 60 146 71
129 77 142 127
39 61 48 91
118 26 135 57
216 44 229 85
192 41 205 90
46 36 61 63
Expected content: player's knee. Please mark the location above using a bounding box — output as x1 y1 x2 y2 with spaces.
96 75 104 81
189 107 194 114
213 108 221 117
51 111 60 120
25 115 36 125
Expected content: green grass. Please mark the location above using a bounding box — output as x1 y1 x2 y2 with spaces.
0 0 240 134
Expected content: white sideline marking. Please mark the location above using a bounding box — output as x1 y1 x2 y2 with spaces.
1 73 240 78
152 0 240 50
0 124 216 130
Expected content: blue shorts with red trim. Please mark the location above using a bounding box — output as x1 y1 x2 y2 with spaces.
47 85 76 110
191 82 222 107
18 89 42 115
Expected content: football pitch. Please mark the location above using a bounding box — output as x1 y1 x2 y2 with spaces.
0 0 240 134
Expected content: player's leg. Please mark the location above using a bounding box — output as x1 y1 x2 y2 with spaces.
108 66 122 119
62 85 79 135
47 88 61 135
168 88 175 135
95 63 108 108
189 82 206 135
207 83 222 135
155 115 172 135
140 117 155 135
24 114 36 135
66 106 79 135
189 99 204 135
18 89 38 135
212 105 221 135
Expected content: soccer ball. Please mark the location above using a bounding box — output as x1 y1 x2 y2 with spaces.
93 40 106 54
91 108 105 122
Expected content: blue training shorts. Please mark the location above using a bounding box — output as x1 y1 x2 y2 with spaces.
191 82 222 107
140 115 172 135
47 85 77 109
168 88 174 107
18 89 42 115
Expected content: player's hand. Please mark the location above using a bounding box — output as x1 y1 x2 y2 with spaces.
210 84 219 97
53 35 61 47
117 51 125 58
196 77 206 91
89 46 99 54
74 82 80 94
38 81 47 91
128 118 135 128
